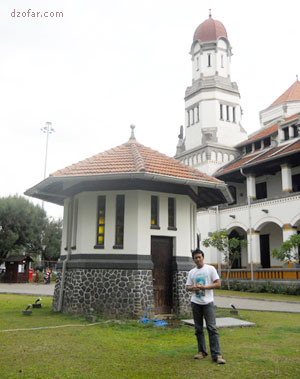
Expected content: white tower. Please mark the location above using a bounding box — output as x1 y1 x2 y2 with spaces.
176 12 247 175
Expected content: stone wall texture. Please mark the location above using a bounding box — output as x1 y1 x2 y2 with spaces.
52 268 192 318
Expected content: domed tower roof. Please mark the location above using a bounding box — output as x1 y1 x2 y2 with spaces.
193 13 227 42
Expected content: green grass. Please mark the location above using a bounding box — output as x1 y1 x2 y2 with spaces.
0 294 300 378
214 289 300 302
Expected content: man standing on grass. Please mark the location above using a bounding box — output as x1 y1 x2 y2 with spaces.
186 248 226 364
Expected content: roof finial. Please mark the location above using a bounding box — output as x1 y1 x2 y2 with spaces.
209 9 212 18
130 124 136 140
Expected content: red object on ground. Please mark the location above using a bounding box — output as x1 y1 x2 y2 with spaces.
29 269 33 280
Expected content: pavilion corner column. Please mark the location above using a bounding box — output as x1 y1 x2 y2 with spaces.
246 175 256 199
281 164 292 192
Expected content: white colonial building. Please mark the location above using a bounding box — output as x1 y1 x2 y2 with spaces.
175 14 300 278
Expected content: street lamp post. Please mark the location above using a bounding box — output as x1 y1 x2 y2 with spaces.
40 122 55 209
41 121 55 180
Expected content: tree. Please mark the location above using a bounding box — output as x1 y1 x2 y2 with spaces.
42 218 62 262
203 229 247 289
0 196 63 265
272 234 300 265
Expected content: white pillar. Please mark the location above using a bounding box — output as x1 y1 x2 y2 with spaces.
281 164 292 192
247 229 261 267
246 175 256 199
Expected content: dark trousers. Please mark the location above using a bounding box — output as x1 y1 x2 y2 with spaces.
191 302 221 359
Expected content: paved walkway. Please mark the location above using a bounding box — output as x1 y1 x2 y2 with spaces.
1 283 300 313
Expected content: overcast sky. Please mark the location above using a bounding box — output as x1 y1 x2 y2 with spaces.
1 0 300 219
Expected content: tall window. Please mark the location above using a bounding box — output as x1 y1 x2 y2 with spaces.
226 105 230 121
196 56 199 71
96 196 106 247
208 54 211 67
221 55 224 68
232 107 236 123
114 195 125 248
220 104 223 120
151 196 159 228
168 198 176 229
292 124 299 138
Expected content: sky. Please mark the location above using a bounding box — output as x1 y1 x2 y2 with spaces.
1 0 300 220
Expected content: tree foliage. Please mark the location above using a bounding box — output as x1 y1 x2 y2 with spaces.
272 234 300 264
42 218 62 261
203 229 247 289
0 195 62 264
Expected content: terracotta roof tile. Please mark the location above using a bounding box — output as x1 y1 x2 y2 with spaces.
51 138 222 184
270 80 300 107
218 139 300 176
236 124 278 147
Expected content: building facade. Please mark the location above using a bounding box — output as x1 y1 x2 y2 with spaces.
176 14 300 275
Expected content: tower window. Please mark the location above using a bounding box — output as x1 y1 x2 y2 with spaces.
226 105 230 121
187 110 190 127
232 107 236 123
96 196 106 248
195 106 199 122
196 57 199 71
151 196 159 229
114 195 125 248
220 104 223 120
208 54 211 67
221 55 224 68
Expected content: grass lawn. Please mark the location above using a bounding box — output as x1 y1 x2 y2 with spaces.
214 289 300 302
0 294 300 378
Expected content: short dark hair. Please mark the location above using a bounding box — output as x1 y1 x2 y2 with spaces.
191 248 204 259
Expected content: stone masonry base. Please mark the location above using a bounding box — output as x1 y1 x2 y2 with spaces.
52 268 192 318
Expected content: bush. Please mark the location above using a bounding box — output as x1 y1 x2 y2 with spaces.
222 280 300 296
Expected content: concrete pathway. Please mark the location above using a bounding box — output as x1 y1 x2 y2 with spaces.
1 283 300 313
0 283 55 296
214 295 300 313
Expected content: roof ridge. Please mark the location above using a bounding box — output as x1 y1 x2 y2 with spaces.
130 141 146 172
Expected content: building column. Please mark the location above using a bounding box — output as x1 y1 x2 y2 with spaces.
282 223 297 241
247 229 261 267
281 164 292 192
246 175 256 199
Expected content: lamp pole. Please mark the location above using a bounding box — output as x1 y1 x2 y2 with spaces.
41 122 55 180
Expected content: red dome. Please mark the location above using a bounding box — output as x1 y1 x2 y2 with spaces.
193 17 227 42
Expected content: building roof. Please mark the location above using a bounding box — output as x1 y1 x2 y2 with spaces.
193 15 227 42
235 114 300 148
25 129 232 207
269 79 300 107
217 139 300 177
51 135 222 184
236 123 278 148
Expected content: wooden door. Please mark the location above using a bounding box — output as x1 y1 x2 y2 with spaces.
151 237 173 314
260 234 270 268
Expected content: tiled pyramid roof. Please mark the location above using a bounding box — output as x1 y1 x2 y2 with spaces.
51 136 222 184
270 79 300 107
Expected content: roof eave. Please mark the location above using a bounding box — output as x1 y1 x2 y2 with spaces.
25 171 232 206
